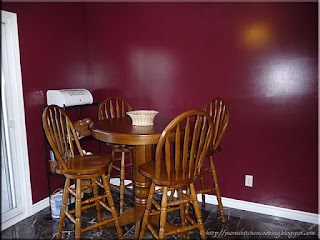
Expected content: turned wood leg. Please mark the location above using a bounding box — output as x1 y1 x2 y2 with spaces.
107 152 114 182
159 187 168 239
129 150 133 166
190 183 206 240
200 175 206 207
184 186 190 219
133 145 152 239
75 179 82 239
101 174 123 239
103 157 113 205
139 182 156 239
178 187 188 239
169 189 175 202
107 150 115 182
57 178 70 239
120 151 125 215
92 177 102 229
209 156 226 223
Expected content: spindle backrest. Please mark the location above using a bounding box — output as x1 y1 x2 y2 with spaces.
42 105 83 170
98 97 133 120
155 110 213 181
203 97 230 150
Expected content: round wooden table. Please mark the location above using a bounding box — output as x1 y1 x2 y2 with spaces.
90 115 172 238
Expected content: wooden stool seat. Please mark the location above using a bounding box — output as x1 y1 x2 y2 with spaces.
139 161 197 187
42 105 123 239
61 154 111 175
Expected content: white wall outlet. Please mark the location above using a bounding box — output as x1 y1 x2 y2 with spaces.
245 175 253 187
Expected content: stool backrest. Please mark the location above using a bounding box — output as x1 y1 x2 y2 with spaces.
42 105 83 170
203 98 230 150
98 97 133 120
155 110 213 181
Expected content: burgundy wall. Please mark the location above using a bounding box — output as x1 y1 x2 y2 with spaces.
86 3 318 213
2 3 91 203
2 2 318 214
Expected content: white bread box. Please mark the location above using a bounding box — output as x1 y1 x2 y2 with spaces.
46 89 93 107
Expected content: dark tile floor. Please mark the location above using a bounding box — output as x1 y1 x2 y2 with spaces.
1 189 318 239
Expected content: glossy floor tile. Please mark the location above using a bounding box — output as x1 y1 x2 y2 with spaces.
1 189 318 239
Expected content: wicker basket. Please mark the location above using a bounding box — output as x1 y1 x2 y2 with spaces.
126 110 159 126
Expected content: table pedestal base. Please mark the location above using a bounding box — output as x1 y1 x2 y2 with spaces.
132 145 152 238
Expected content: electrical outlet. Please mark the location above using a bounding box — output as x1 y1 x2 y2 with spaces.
245 175 253 187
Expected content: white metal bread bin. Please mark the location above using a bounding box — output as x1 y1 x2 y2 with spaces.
46 89 93 107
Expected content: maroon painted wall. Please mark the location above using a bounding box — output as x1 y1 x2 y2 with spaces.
2 3 92 203
2 2 318 214
86 3 318 213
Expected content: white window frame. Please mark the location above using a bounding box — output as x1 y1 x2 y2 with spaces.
1 10 33 231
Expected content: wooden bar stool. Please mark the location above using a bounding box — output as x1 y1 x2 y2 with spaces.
197 97 230 223
98 97 133 215
138 110 213 239
42 105 123 239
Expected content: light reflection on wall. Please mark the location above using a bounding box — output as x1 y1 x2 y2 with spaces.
131 49 175 83
242 23 271 49
259 56 314 97
25 90 44 107
130 48 176 107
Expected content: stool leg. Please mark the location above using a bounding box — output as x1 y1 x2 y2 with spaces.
185 186 190 218
190 183 206 240
200 174 206 207
126 149 133 176
107 153 113 182
129 150 133 182
209 156 226 223
75 179 82 239
104 159 114 204
92 177 102 229
57 178 70 239
120 151 125 215
178 187 188 239
101 174 123 239
139 182 156 239
109 150 115 180
169 189 175 202
159 187 168 239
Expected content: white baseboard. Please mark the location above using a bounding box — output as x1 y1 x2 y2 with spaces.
110 179 133 188
32 184 77 216
196 194 319 225
28 180 319 226
110 179 319 224
32 197 50 215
